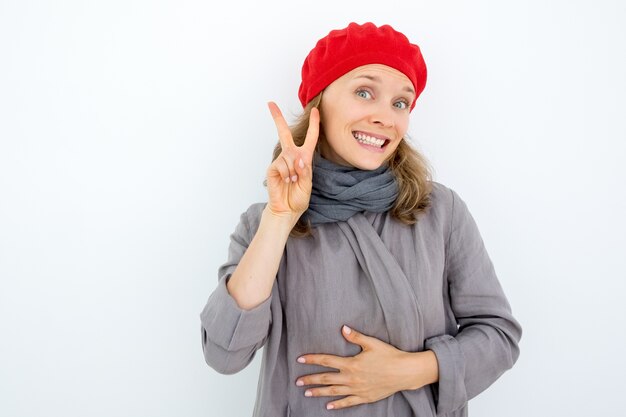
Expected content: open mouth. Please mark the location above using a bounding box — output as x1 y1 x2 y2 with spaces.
352 131 390 149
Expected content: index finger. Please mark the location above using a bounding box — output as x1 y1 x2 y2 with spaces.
267 101 295 150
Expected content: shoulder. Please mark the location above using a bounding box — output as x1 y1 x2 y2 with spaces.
425 180 457 217
420 180 474 233
238 202 268 239
223 202 268 249
243 201 267 220
427 181 486 244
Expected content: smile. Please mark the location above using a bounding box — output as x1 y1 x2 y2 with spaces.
352 131 390 149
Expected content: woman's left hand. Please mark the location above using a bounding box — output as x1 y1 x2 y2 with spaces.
295 325 438 411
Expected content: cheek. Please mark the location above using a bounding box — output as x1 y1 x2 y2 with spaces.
396 118 410 137
326 110 360 137
330 99 365 126
389 138 403 152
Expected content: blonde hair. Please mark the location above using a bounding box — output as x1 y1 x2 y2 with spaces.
266 92 433 238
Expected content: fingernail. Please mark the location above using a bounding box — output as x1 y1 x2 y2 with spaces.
327 404 334 410
291 175 298 182
305 390 312 397
296 380 304 386
297 357 305 363
299 159 304 169
343 325 351 335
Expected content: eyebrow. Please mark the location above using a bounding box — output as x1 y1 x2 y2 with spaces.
353 74 415 95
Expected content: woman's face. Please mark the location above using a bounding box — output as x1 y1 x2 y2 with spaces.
318 63 415 170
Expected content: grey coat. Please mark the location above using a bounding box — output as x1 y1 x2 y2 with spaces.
200 181 522 416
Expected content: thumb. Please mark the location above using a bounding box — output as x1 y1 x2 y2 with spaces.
342 325 377 350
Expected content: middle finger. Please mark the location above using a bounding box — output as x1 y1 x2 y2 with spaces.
296 371 347 387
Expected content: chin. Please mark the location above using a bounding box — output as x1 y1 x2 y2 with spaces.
350 157 388 171
347 143 397 170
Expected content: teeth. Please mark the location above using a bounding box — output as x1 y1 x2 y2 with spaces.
353 132 386 147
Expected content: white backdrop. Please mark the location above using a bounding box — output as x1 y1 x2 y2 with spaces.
1 0 625 416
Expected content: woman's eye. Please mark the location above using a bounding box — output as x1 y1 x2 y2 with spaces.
394 100 409 110
356 89 372 99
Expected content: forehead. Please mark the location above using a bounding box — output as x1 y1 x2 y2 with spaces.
342 64 413 86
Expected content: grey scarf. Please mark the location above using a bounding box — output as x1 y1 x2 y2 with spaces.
303 152 399 225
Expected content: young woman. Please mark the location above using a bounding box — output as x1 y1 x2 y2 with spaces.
200 22 522 416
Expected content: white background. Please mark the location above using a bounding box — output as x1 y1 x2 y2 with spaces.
1 0 625 416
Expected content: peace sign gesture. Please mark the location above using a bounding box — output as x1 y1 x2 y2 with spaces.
265 102 320 220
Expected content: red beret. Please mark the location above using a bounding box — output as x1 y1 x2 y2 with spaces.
298 22 427 111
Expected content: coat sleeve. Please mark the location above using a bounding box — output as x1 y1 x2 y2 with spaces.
424 188 522 414
199 204 273 375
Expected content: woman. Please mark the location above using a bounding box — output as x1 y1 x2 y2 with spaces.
200 22 522 416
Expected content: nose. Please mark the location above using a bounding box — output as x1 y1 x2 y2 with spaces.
369 103 395 128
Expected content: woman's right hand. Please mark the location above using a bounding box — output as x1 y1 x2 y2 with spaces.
266 102 320 220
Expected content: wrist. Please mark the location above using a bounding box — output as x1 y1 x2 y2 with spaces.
401 350 440 391
261 206 301 233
